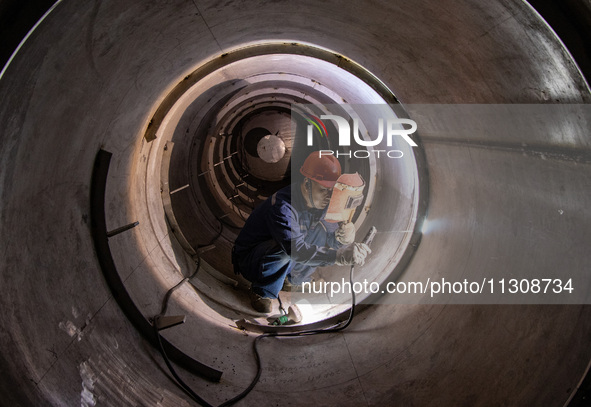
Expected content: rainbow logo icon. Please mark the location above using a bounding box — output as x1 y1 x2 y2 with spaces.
304 114 328 138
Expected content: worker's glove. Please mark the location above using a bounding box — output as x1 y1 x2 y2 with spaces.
335 243 371 266
335 222 356 245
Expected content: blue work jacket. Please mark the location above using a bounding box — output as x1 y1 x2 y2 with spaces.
233 184 339 266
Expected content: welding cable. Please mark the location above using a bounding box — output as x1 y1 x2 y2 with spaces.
222 263 359 406
197 217 224 250
153 321 215 407
152 256 216 407
153 263 358 407
153 254 261 407
270 263 357 339
217 263 359 407
276 264 357 334
154 238 361 406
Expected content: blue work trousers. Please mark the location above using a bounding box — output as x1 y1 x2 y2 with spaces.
234 242 320 299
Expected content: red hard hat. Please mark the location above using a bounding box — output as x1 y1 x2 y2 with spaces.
300 152 342 188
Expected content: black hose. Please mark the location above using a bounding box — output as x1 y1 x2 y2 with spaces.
153 321 215 407
154 261 358 407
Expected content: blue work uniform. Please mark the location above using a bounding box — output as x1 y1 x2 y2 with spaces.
232 184 341 298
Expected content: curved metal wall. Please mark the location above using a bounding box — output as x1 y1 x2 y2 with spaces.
0 1 590 406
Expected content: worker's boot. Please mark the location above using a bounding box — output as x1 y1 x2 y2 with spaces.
249 290 272 313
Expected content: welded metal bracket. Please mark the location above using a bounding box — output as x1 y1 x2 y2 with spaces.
106 221 139 238
155 315 186 331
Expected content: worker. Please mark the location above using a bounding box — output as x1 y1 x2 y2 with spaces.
232 152 371 313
